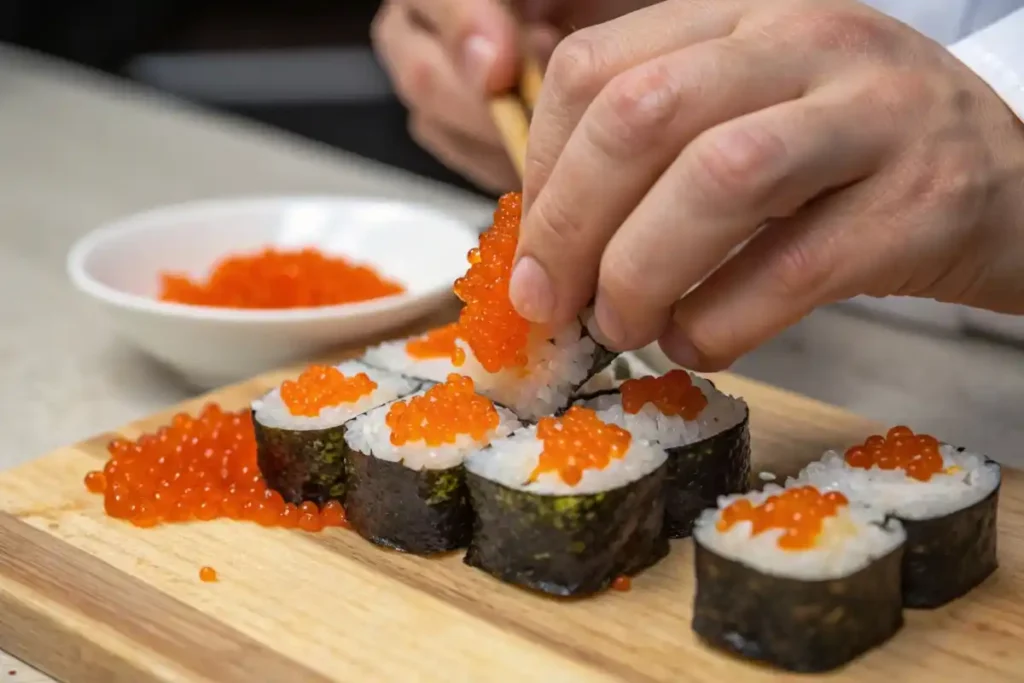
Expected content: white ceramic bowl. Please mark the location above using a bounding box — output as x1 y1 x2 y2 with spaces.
67 196 479 388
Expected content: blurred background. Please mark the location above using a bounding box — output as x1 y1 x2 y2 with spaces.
0 0 491 196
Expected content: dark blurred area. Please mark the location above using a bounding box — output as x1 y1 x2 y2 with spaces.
0 0 492 197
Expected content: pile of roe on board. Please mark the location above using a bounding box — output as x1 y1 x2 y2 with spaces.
530 406 632 486
159 246 404 309
280 364 377 417
844 426 945 481
386 373 499 446
82 403 347 532
717 486 849 550
621 369 708 421
452 192 530 373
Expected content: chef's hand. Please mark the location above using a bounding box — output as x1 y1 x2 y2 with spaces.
370 0 657 192
510 0 1024 370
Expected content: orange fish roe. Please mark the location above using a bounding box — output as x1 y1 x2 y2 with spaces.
620 370 708 421
611 576 632 592
199 566 218 582
83 402 348 532
452 192 531 373
844 425 944 481
406 323 461 360
717 486 849 550
530 406 632 486
159 246 405 309
279 364 377 417
386 373 499 447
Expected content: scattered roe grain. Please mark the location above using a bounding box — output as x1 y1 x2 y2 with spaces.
452 192 530 373
386 373 499 446
82 403 348 531
405 323 461 360
280 364 377 417
717 486 849 550
199 566 218 582
621 369 708 421
844 425 945 481
531 406 632 486
159 246 404 309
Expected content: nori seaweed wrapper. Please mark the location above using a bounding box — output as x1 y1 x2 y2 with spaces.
344 447 472 555
899 468 1000 609
664 411 751 538
692 538 905 673
254 414 350 506
463 464 669 597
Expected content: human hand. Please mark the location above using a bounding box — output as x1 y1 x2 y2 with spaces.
509 0 1024 370
371 0 658 192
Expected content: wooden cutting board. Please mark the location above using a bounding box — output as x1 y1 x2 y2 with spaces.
1 347 1022 683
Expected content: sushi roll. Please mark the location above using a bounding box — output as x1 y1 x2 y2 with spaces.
791 426 1001 608
364 192 617 421
253 360 419 505
463 406 669 597
692 484 906 673
574 370 750 538
342 374 521 554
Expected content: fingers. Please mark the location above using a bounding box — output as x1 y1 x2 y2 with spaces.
513 35 810 327
409 116 520 192
659 180 886 371
373 3 503 142
594 81 896 350
398 0 520 92
521 0 746 211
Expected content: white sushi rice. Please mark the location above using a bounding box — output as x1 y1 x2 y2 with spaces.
251 360 419 431
693 484 907 581
343 391 522 471
361 318 604 421
576 374 747 448
465 424 668 496
788 445 1001 521
361 337 456 383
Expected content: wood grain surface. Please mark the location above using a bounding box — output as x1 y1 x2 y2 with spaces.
1 352 1022 682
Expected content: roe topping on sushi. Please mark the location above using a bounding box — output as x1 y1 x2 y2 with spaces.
159 246 405 309
83 403 348 531
531 406 632 486
717 486 849 550
385 373 500 446
452 192 530 373
620 369 708 420
405 323 462 360
280 365 378 417
844 426 944 481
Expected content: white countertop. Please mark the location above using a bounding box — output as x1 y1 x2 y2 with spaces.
3 43 1024 682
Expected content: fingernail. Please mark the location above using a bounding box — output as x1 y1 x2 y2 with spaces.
661 334 699 369
509 256 554 323
594 297 626 350
461 35 497 91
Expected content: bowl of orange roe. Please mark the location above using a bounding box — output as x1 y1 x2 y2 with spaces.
67 196 479 387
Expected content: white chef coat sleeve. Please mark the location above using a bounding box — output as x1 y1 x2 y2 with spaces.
948 7 1024 120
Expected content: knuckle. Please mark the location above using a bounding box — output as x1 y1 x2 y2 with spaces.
547 30 607 102
591 63 678 153
765 236 832 299
766 6 899 58
530 195 588 249
687 122 787 206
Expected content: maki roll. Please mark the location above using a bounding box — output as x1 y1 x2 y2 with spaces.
342 374 521 554
574 370 750 538
362 192 616 421
791 425 1001 608
692 484 906 673
253 360 419 505
464 406 669 597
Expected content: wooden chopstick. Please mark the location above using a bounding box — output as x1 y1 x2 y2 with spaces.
488 47 544 181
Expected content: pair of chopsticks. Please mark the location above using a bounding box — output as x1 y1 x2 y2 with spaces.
489 54 544 180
